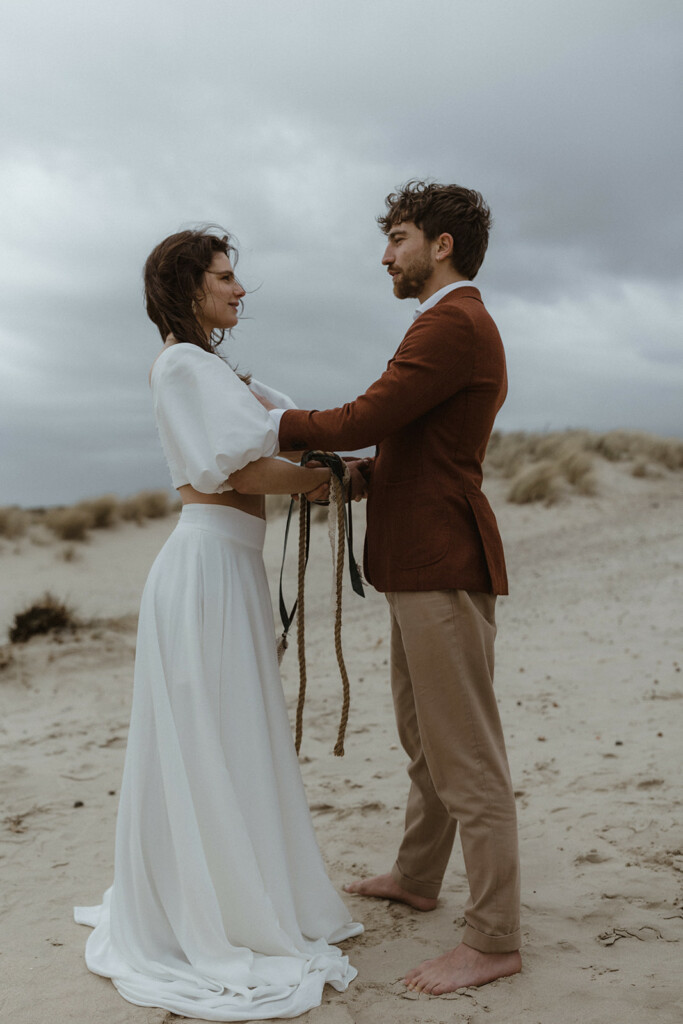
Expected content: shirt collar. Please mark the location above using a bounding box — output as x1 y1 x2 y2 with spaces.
413 280 474 320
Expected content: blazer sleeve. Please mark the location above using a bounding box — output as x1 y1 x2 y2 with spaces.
278 303 478 452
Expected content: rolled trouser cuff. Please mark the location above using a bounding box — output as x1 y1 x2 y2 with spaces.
463 923 521 954
391 863 441 900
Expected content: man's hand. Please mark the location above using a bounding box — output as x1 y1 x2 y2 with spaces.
346 457 372 501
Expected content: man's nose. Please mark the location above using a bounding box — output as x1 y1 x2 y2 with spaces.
381 247 393 265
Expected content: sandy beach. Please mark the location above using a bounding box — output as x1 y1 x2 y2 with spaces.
1 451 682 1024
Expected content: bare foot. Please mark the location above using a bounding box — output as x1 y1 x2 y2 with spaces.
342 873 437 912
404 942 521 995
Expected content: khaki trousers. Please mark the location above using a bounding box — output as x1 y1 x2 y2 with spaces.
386 590 521 954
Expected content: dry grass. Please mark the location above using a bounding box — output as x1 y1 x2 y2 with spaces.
45 507 93 541
587 430 683 468
2 430 680 535
139 490 171 518
9 593 79 644
556 448 597 495
119 496 145 524
631 460 647 478
77 494 119 529
120 490 171 523
0 507 29 540
486 429 682 505
506 461 562 505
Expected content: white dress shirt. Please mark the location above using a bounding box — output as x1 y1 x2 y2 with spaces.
413 279 473 320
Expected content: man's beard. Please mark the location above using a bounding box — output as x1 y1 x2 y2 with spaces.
392 249 433 299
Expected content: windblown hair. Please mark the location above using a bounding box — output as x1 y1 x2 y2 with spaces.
143 227 241 355
377 179 492 279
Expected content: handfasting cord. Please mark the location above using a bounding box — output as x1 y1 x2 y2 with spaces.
329 472 350 755
294 481 308 753
278 451 365 756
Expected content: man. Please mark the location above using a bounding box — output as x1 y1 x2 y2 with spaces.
264 181 521 994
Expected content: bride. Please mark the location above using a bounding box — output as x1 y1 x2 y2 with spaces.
75 227 362 1021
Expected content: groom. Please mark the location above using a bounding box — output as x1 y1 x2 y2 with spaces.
264 181 521 994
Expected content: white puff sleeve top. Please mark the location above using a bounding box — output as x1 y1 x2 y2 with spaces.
150 343 296 494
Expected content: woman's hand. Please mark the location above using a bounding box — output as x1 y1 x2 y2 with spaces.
299 459 328 503
304 480 330 503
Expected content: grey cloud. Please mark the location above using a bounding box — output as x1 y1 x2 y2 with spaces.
1 0 682 506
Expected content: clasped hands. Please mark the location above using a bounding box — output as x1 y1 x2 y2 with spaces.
252 388 369 504
303 457 370 504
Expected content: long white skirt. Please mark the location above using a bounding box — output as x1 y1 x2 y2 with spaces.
75 505 362 1021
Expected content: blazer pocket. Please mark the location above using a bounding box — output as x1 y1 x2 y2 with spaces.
384 483 450 569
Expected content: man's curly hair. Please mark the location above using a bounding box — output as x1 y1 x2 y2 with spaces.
377 179 492 279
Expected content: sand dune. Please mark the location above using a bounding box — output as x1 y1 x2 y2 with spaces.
1 449 682 1023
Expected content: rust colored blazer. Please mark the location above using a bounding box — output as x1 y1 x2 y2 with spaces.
279 287 509 595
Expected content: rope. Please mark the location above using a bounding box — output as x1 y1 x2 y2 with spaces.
294 485 308 754
330 473 351 756
280 451 363 757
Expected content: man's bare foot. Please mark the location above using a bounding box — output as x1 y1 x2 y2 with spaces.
404 942 521 995
343 873 437 912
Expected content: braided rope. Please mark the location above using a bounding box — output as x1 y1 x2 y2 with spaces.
291 458 353 757
331 474 351 756
294 495 308 754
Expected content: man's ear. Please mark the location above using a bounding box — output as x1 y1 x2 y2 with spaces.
434 232 454 262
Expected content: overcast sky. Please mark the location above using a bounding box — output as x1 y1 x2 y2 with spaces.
1 0 681 507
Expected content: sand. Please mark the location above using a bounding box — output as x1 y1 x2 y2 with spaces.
1 462 682 1024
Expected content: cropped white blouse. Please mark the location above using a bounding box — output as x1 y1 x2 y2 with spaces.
150 343 296 494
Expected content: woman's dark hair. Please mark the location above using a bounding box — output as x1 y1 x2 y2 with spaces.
377 179 492 279
143 227 240 355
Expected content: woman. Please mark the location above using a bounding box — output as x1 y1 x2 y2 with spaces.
75 228 362 1020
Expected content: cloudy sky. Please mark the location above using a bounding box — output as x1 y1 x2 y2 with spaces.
2 0 681 507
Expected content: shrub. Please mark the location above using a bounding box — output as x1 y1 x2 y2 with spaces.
121 490 171 522
506 462 561 505
639 436 683 471
77 494 119 529
591 430 635 462
487 428 683 501
120 496 145 524
138 490 171 518
556 447 597 494
586 430 683 471
9 593 79 644
45 507 92 541
559 449 592 484
573 468 598 496
0 506 28 539
485 431 529 478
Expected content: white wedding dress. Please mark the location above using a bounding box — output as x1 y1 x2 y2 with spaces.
75 344 362 1021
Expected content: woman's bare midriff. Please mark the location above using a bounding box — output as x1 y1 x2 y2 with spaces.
177 484 265 520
